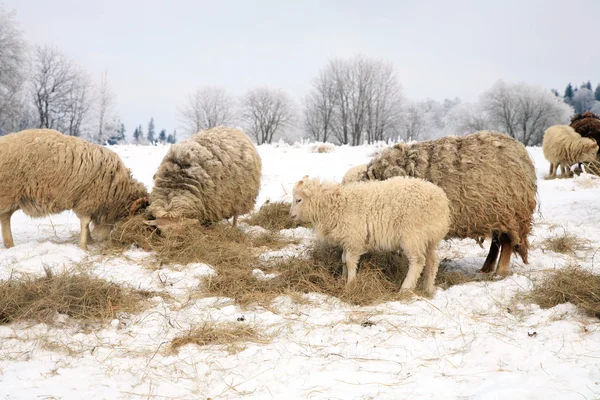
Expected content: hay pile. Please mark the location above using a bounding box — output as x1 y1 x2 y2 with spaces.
170 322 267 353
244 201 311 231
0 267 147 324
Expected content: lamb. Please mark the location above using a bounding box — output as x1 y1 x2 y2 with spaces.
365 131 537 276
341 164 368 185
542 125 599 179
290 175 450 295
148 126 262 228
0 129 149 250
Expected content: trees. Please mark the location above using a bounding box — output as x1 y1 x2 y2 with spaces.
304 55 403 145
595 84 600 102
95 70 117 144
178 86 235 136
158 129 167 143
0 6 29 135
30 45 93 137
167 130 177 144
133 125 143 143
240 87 297 144
564 83 574 102
147 117 155 143
571 88 596 114
480 81 572 145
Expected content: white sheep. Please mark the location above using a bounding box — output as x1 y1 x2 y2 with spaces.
542 124 599 179
0 129 148 250
341 164 368 185
290 175 450 295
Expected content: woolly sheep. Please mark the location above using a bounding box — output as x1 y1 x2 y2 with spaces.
570 111 600 148
290 175 450 295
148 126 262 228
365 131 537 276
542 125 598 179
0 129 148 250
341 164 368 185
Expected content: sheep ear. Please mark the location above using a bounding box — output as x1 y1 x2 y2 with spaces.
302 188 312 197
301 175 309 182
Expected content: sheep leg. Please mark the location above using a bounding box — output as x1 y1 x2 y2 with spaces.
341 249 348 279
0 211 15 248
401 250 426 292
548 163 557 179
78 215 92 250
232 215 238 227
480 234 500 273
422 242 439 297
495 234 513 277
344 250 361 286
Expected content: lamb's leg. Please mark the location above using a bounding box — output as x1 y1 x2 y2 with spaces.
78 215 92 250
232 214 238 227
0 211 15 248
422 242 440 297
344 250 361 286
547 163 556 179
401 248 426 292
495 234 513 276
341 249 348 279
480 234 500 273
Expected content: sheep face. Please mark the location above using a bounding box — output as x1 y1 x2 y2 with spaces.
581 139 599 162
290 176 312 222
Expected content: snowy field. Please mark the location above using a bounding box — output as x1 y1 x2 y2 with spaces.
1 142 600 400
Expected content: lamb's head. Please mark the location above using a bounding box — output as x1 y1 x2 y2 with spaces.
580 138 599 162
290 175 319 222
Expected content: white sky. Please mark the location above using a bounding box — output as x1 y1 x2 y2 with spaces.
5 0 600 135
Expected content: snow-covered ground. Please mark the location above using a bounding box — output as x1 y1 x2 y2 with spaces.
1 142 600 400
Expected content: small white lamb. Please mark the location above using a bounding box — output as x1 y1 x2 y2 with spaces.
290 175 450 296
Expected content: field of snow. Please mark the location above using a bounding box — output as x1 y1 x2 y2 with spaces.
1 142 600 400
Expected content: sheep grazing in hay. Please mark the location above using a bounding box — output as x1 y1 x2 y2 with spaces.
570 111 600 174
341 164 368 185
365 131 537 276
0 129 149 250
290 175 450 296
542 125 599 179
147 126 262 230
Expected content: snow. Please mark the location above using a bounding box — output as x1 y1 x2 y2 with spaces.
1 142 600 399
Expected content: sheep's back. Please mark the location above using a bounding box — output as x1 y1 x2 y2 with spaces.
149 126 262 222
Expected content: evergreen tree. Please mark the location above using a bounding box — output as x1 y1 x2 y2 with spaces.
167 129 177 144
582 81 592 90
133 126 141 142
147 117 155 143
564 83 574 103
595 84 600 102
107 122 126 145
551 89 560 97
158 129 167 143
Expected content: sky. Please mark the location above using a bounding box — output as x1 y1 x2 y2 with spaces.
4 0 600 137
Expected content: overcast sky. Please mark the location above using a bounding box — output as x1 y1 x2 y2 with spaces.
5 0 600 135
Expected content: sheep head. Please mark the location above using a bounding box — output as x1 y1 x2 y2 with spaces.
290 175 314 222
581 138 600 162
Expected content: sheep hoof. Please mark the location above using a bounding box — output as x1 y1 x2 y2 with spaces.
424 286 437 298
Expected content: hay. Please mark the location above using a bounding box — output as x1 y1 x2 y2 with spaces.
0 267 146 324
541 231 591 255
170 322 266 353
527 265 600 318
583 160 600 176
244 201 311 231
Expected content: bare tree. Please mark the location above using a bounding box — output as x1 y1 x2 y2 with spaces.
95 70 117 143
305 55 403 145
481 81 573 145
0 6 29 135
178 86 235 136
240 87 297 144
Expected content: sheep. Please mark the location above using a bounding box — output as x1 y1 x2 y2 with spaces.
542 125 599 179
365 131 537 277
341 164 368 185
147 126 262 229
290 175 450 296
0 129 149 250
570 111 600 148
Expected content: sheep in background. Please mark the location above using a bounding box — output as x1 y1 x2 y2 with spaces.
148 126 262 229
341 164 368 185
366 131 537 277
0 129 148 250
542 125 598 179
570 111 600 148
290 175 450 296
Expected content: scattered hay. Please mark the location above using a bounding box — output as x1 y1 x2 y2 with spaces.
582 160 600 176
244 201 311 231
0 267 146 325
105 214 295 267
541 231 591 255
170 322 267 353
527 265 600 318
203 242 487 306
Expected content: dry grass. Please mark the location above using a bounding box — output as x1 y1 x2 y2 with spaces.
583 160 600 176
0 267 146 325
170 322 267 353
105 214 294 267
244 201 311 231
203 242 488 307
541 231 591 255
527 265 600 318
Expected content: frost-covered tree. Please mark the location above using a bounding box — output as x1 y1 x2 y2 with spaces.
106 122 125 145
0 6 29 135
178 86 235 136
571 88 596 114
480 81 573 145
158 128 167 143
94 70 118 144
133 125 143 143
240 87 297 144
167 129 177 144
595 84 600 102
581 81 592 91
147 117 155 143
